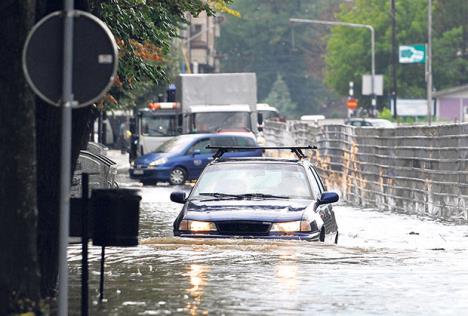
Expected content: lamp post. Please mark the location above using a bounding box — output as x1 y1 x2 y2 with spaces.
391 0 398 119
427 0 433 125
289 18 377 113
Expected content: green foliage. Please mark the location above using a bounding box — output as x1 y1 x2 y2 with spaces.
325 0 468 107
90 0 232 108
378 107 393 120
217 0 343 118
262 74 297 116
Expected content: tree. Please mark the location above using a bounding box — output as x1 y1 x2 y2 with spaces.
324 0 468 109
0 1 40 314
262 74 297 117
0 0 231 313
217 0 343 118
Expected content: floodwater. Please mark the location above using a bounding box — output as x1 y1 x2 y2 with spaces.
69 182 468 315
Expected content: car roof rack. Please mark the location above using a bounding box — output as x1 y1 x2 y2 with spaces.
206 145 317 159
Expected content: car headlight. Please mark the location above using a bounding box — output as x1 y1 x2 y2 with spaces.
149 157 168 167
179 220 217 232
270 220 311 232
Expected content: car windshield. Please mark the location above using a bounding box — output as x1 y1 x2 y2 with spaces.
192 112 251 132
370 120 394 127
154 136 193 153
192 163 313 200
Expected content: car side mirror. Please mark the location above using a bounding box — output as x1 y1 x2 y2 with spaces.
170 191 186 204
318 192 339 205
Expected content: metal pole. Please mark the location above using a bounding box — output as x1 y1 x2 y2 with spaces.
391 0 398 119
427 0 433 125
81 173 89 316
369 25 376 116
289 18 376 115
58 0 74 315
99 246 106 302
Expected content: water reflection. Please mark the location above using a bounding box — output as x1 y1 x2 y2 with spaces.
276 264 298 292
186 264 209 316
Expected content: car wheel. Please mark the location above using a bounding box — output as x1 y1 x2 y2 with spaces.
334 231 339 244
169 167 187 185
319 227 325 242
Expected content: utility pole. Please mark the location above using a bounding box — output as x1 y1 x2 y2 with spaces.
427 0 433 125
391 0 398 119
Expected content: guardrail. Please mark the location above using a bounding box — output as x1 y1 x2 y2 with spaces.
264 120 468 222
71 146 118 198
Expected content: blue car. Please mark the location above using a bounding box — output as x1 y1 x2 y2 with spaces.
171 146 339 242
129 133 262 185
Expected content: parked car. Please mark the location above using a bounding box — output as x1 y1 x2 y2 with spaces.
171 146 339 242
129 133 262 185
345 118 394 127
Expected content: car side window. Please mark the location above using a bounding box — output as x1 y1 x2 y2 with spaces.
235 137 256 147
307 167 322 198
211 136 235 147
188 138 212 154
309 167 326 193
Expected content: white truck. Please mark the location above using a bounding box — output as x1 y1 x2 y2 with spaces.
176 73 258 135
131 73 258 159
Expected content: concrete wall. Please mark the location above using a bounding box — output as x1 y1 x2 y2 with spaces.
264 121 468 222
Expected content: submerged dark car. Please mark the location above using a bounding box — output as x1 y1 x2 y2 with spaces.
171 147 339 243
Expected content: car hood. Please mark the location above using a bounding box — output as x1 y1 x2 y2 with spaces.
134 152 171 165
184 199 312 222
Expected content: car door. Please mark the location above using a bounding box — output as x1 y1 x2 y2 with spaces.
185 138 213 179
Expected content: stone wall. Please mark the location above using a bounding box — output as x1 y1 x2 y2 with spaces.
264 121 468 222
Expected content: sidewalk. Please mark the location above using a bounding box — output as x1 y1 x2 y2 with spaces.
106 149 131 174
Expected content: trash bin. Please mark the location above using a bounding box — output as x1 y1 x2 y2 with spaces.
92 189 141 247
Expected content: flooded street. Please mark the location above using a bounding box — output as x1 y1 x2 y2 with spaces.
69 180 468 315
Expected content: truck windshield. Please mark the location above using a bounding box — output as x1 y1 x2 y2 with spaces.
140 114 178 137
192 112 251 133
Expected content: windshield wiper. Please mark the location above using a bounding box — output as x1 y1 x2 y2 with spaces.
197 192 290 200
237 193 290 199
198 192 243 200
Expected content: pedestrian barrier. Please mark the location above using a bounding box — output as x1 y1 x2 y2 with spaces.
264 120 468 222
71 150 118 198
86 141 108 156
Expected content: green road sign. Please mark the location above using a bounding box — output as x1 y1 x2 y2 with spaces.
399 44 426 64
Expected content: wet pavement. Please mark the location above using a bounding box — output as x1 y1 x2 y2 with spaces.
68 151 468 315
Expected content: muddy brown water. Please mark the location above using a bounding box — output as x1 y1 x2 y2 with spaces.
68 184 468 315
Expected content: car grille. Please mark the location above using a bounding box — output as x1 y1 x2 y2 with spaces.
216 221 271 235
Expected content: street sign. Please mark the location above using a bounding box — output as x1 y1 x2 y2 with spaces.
347 98 358 110
399 44 426 64
362 74 383 96
23 10 118 107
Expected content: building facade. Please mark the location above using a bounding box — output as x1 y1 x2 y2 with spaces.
434 84 468 123
181 12 222 73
